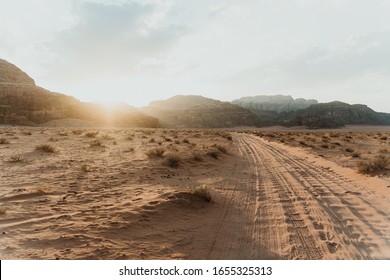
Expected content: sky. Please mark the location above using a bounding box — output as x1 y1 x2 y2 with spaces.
1 0 390 112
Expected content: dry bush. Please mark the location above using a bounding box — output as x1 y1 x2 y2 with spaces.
190 185 212 202
358 155 390 174
146 147 165 158
213 144 227 154
0 137 10 144
352 152 360 158
72 129 83 135
299 141 307 146
165 153 181 168
345 147 354 153
90 139 104 147
126 135 134 141
22 131 32 136
7 156 25 163
380 136 388 141
183 138 190 144
149 137 155 143
102 134 115 140
207 150 219 159
85 131 99 138
58 132 68 136
192 151 203 161
35 144 56 153
320 143 329 149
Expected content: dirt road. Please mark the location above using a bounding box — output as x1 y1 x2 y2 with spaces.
194 134 390 259
1 130 389 260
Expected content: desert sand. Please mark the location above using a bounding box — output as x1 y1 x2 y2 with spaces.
1 127 390 259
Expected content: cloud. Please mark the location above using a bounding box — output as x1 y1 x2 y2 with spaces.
44 0 186 82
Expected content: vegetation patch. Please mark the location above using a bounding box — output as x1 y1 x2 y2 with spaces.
85 131 99 138
90 139 104 147
0 138 10 144
164 153 181 168
190 185 212 202
207 150 219 159
146 147 165 158
35 144 56 153
358 155 390 174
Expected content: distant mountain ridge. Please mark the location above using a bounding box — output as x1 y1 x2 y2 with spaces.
0 58 159 127
286 101 390 128
1 58 389 128
232 95 318 113
143 95 259 128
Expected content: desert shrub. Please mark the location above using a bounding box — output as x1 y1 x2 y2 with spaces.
22 131 32 136
149 138 155 143
85 131 99 138
146 147 165 158
90 139 104 147
165 153 181 168
190 185 212 202
102 134 114 140
7 156 25 163
58 132 68 136
72 129 83 135
192 151 203 161
352 153 360 158
0 138 10 144
125 135 133 141
183 138 190 144
345 148 354 153
320 144 329 149
35 144 56 153
380 136 388 141
213 144 227 154
207 150 219 159
299 141 307 146
175 140 180 144
358 155 390 174
0 208 7 215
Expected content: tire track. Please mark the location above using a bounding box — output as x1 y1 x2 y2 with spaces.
240 134 390 259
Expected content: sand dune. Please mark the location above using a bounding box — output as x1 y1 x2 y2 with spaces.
0 127 389 259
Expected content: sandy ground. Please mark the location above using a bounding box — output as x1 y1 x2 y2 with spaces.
1 127 390 259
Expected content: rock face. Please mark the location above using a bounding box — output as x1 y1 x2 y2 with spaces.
232 95 390 128
144 95 259 128
288 101 390 128
0 58 159 127
232 95 318 113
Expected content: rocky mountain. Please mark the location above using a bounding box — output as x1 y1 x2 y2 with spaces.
232 95 318 113
143 95 259 128
2 58 389 129
0 58 159 127
286 101 390 128
231 94 390 128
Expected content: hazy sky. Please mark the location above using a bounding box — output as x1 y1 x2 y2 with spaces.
1 0 390 112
